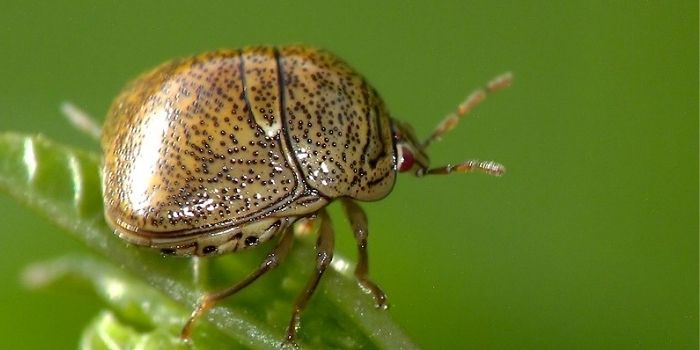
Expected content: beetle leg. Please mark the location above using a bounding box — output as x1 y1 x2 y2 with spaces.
60 101 102 140
284 209 335 345
293 216 318 237
341 198 389 309
180 227 295 341
191 256 210 290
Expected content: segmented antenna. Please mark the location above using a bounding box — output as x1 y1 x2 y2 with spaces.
423 72 513 148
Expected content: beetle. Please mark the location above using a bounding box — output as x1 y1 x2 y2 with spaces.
99 45 511 344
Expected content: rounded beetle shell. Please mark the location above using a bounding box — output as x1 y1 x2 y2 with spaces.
102 46 396 251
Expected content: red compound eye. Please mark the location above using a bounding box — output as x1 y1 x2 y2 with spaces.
398 145 415 172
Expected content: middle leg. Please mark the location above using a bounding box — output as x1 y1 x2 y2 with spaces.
284 209 335 344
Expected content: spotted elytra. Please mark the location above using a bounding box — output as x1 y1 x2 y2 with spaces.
95 45 511 345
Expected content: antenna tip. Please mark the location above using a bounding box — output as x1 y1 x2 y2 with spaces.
487 72 513 92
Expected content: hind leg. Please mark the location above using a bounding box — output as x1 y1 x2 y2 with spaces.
180 227 295 340
60 102 101 140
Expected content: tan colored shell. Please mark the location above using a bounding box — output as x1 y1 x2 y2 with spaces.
278 46 396 199
101 46 396 254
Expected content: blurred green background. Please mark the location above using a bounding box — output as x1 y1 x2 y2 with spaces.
0 1 696 349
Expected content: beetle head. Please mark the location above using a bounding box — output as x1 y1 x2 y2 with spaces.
392 120 430 175
393 72 512 178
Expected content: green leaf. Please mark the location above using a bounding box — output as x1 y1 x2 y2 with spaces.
80 311 191 350
24 256 232 350
0 132 417 350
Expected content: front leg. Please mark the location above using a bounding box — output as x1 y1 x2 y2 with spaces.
341 198 388 309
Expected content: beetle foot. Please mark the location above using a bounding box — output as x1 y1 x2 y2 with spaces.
281 321 301 349
180 294 214 341
280 337 300 349
358 279 389 310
